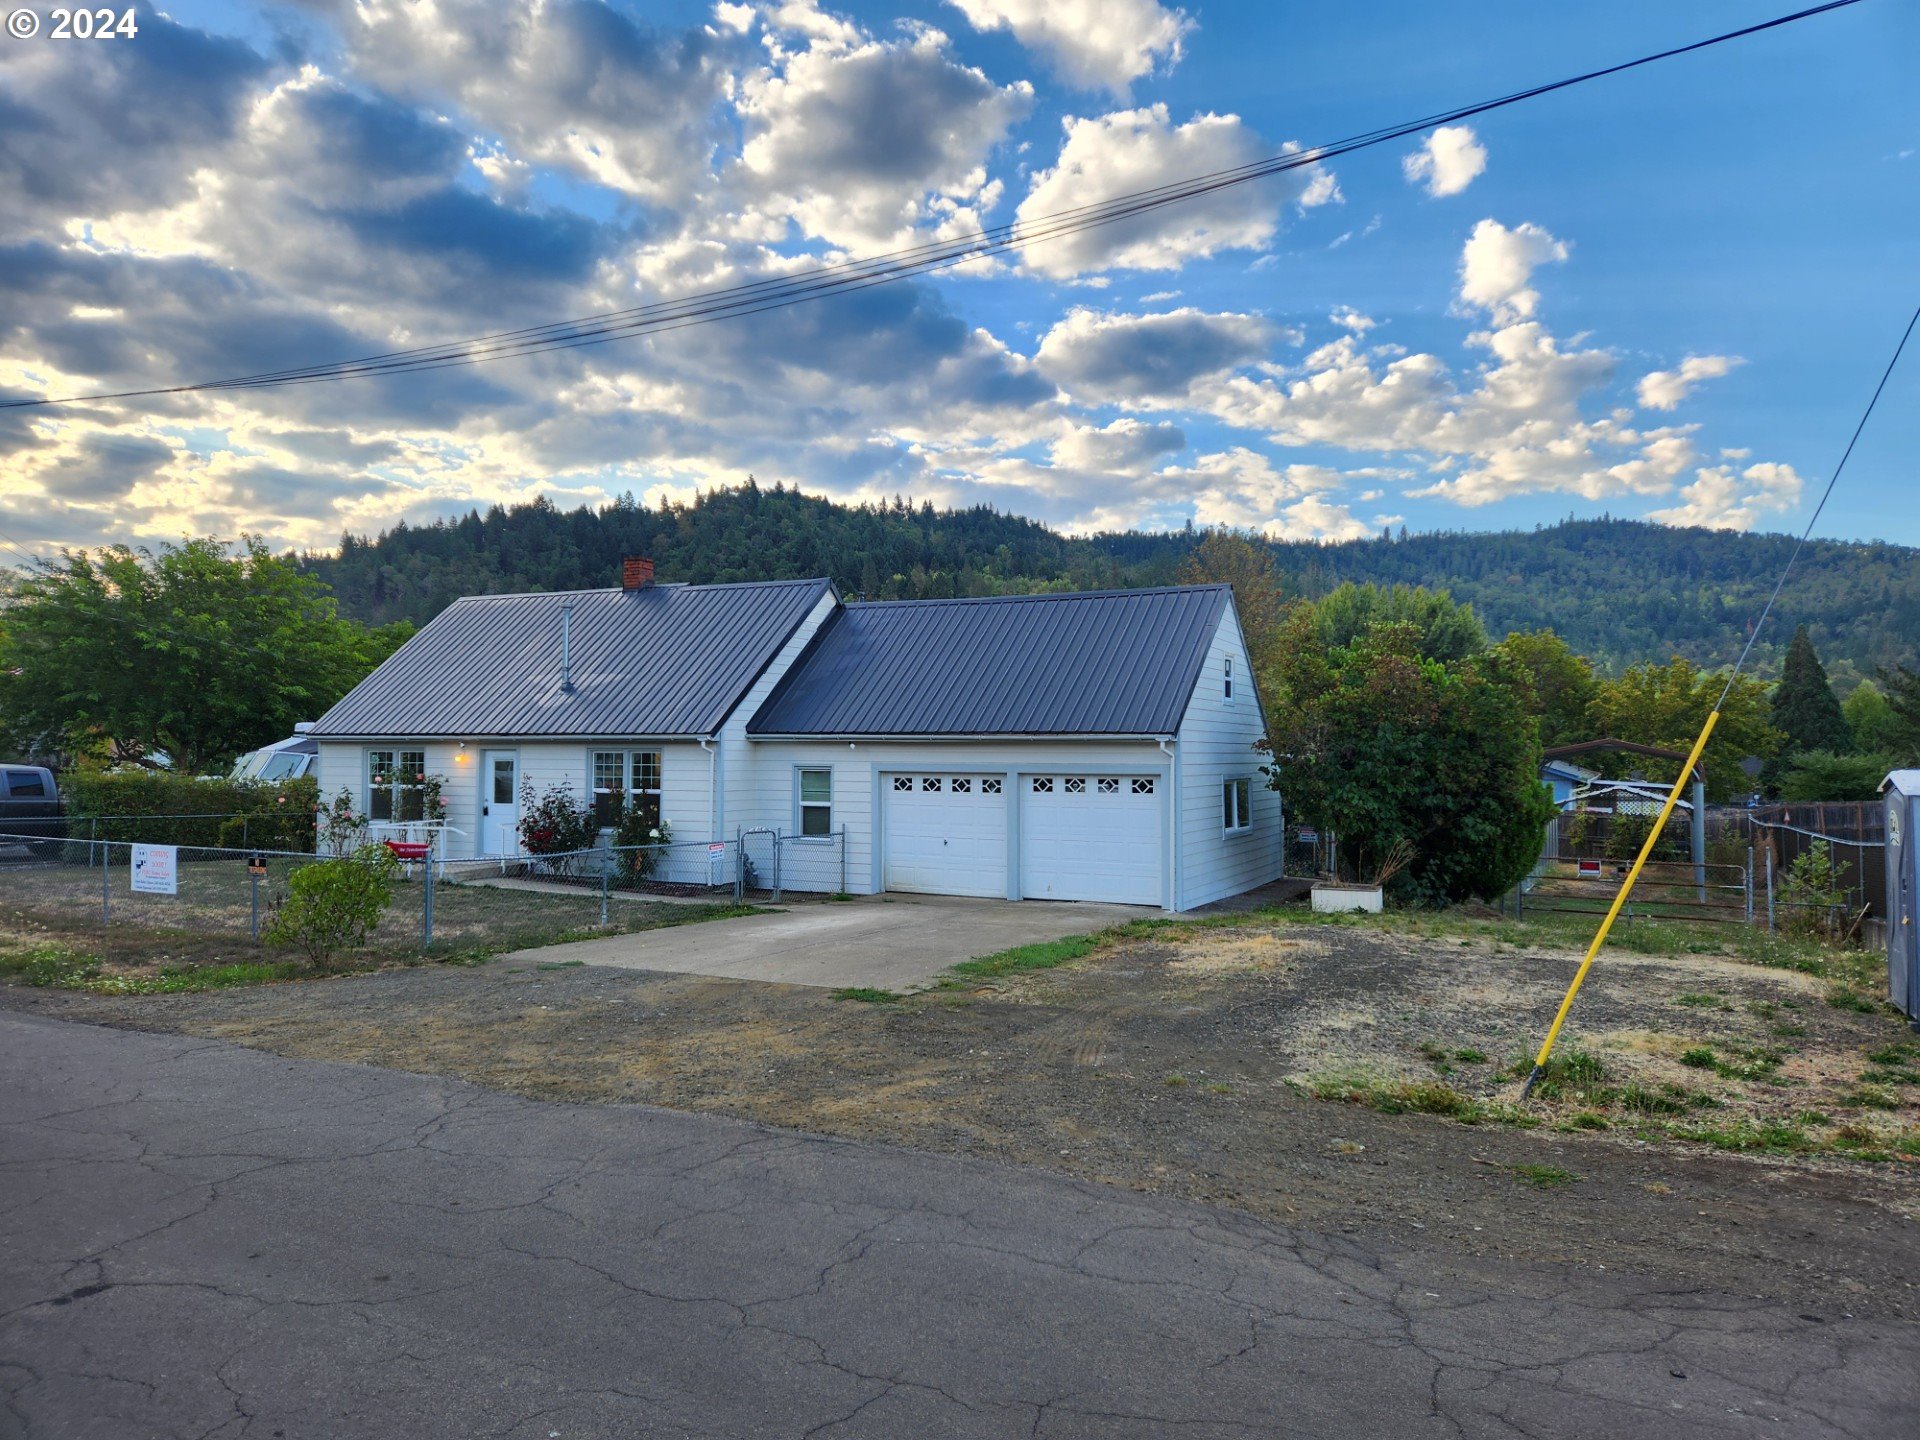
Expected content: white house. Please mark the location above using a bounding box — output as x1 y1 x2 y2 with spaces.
309 557 1283 910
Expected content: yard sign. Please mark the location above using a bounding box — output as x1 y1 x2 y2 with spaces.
130 844 178 895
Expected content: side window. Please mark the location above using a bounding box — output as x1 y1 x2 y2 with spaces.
1225 655 1234 702
1224 778 1253 832
798 768 832 837
4 769 45 797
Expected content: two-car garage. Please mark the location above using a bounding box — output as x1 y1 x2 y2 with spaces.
880 771 1165 907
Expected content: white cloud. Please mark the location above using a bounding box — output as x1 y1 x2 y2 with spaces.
947 0 1191 93
1049 417 1186 472
1035 306 1277 403
1016 106 1321 278
734 21 1030 249
1458 219 1568 325
1636 354 1742 410
1402 125 1487 197
1646 462 1804 531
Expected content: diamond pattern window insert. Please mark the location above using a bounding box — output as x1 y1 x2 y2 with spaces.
983 778 1002 794
952 778 971 794
922 777 942 792
1064 777 1085 794
1131 778 1154 795
1098 778 1119 795
894 776 913 791
1032 777 1053 794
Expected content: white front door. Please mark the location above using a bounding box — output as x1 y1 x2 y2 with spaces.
882 773 1009 898
1020 774 1164 905
480 750 519 855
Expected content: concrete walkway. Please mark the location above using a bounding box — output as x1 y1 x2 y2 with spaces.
501 892 1145 989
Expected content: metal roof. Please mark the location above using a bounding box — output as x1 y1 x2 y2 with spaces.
311 579 833 739
1883 770 1920 798
748 585 1233 737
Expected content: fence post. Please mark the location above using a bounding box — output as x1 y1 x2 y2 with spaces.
734 832 743 901
1745 846 1754 925
100 841 110 926
423 852 435 947
600 866 610 928
772 834 783 903
249 866 260 942
839 825 847 895
1765 846 1775 933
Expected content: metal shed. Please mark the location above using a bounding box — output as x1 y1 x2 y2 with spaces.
1883 770 1920 1025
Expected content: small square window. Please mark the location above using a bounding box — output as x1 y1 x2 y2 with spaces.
982 778 1002 794
1131 777 1154 795
893 776 913 791
1064 777 1085 794
922 776 942 792
1032 777 1053 794
1097 777 1119 795
952 778 971 794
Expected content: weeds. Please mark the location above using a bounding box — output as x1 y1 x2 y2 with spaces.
832 987 901 1004
1511 1163 1575 1189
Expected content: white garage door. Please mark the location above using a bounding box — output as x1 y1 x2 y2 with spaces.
1020 774 1164 906
882 773 1009 898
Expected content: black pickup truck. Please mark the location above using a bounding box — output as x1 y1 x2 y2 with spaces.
0 765 65 844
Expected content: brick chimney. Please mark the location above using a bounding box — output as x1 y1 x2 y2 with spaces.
621 555 655 590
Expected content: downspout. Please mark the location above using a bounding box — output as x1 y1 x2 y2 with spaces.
699 736 718 840
1158 736 1179 912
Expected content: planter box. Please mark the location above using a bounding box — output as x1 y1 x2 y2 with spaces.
1311 882 1383 914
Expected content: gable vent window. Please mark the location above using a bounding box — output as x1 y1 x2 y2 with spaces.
893 776 913 792
1131 777 1154 796
1032 777 1053 794
798 768 833 837
1097 778 1119 795
982 778 1003 794
1225 656 1234 702
1224 777 1253 833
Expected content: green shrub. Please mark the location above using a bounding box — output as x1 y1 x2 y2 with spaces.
1680 1046 1717 1069
62 769 318 849
263 849 398 963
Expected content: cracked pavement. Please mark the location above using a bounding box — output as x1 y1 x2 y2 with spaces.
2 1012 1916 1438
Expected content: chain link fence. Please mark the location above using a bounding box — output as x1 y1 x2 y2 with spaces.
0 826 845 958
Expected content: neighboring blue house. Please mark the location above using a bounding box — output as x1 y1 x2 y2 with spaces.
310 559 1284 911
1541 756 1598 809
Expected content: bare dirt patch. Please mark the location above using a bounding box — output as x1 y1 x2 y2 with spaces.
6 912 1917 1321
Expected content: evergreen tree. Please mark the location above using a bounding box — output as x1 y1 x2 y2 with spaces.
1769 626 1851 756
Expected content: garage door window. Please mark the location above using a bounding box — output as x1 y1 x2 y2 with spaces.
798 768 833 837
1224 778 1253 833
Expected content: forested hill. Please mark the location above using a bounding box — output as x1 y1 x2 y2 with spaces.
300 483 1920 680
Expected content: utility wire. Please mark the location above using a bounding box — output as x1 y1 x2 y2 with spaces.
1 0 1866 410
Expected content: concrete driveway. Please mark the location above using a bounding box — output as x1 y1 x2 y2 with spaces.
501 892 1146 989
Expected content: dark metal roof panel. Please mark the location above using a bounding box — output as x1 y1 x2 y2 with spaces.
748 585 1232 737
311 579 833 739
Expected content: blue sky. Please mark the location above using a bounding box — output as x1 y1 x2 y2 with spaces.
1 0 1912 555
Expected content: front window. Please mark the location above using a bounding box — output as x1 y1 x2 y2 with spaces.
591 749 662 829
798 768 832 837
368 749 427 822
1224 777 1253 833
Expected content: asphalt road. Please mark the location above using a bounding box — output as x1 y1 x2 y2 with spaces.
2 1012 1915 1439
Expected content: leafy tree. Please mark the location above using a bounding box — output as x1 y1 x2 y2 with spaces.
1307 582 1487 662
0 538 410 773
1262 613 1556 905
1877 664 1920 757
1175 531 1289 680
1776 751 1903 803
1842 682 1906 756
1585 657 1780 803
1769 626 1851 756
1486 629 1597 747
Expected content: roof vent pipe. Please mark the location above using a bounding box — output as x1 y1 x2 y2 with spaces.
560 605 575 694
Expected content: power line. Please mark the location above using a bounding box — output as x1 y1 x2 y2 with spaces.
1 0 1866 410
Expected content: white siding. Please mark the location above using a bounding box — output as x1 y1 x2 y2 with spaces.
734 739 1170 900
716 589 842 838
1174 604 1284 909
317 738 710 865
